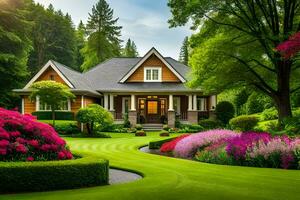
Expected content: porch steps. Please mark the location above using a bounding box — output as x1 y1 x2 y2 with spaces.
142 124 163 131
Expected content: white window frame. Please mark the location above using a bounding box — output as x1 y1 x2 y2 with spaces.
122 97 131 114
173 97 181 114
36 96 71 111
144 67 162 82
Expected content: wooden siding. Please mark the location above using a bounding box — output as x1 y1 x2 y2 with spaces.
127 54 180 82
36 67 67 85
23 96 35 114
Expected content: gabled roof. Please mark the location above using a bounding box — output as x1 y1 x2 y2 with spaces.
119 47 186 83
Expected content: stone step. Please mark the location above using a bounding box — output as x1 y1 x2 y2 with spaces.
142 124 163 131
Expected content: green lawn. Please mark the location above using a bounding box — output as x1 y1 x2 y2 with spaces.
1 133 300 200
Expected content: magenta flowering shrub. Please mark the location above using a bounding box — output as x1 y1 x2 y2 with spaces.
0 108 73 161
173 129 237 158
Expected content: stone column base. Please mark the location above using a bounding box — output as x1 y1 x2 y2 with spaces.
188 111 198 124
168 110 175 128
128 110 137 127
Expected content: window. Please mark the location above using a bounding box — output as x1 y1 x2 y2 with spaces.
49 74 55 80
147 101 158 114
144 67 162 82
197 98 207 111
37 97 70 111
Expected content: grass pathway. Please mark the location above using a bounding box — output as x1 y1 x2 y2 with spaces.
2 133 300 200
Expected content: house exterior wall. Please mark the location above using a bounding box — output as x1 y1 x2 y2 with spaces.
36 67 67 85
126 54 180 82
23 96 35 114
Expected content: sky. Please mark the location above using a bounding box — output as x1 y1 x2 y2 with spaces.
34 0 193 59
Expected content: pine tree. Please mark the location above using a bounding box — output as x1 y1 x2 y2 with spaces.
123 38 139 57
81 0 122 71
0 0 32 108
75 21 86 71
179 36 189 65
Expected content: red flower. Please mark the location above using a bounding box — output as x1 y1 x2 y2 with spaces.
28 140 39 148
16 137 26 144
0 148 7 155
58 151 65 160
160 134 190 153
9 131 21 138
276 32 300 59
16 144 27 154
0 128 9 140
26 156 34 162
0 140 9 148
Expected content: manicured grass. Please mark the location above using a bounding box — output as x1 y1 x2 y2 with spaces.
38 120 77 126
1 134 300 200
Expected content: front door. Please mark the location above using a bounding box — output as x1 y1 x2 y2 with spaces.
146 100 160 123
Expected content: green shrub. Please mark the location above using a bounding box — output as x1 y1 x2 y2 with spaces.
260 107 278 121
149 137 175 149
54 123 79 135
0 152 109 192
163 125 170 131
135 124 143 130
189 124 204 131
229 115 259 131
32 111 74 120
135 130 146 136
159 130 170 137
215 101 235 124
293 108 300 118
123 113 131 128
198 119 223 130
282 117 300 135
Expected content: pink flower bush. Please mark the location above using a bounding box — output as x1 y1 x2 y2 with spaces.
173 129 237 158
276 32 300 59
0 107 73 161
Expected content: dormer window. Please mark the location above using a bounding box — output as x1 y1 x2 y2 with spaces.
144 67 162 82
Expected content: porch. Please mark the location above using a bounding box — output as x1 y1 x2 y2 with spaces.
102 94 216 128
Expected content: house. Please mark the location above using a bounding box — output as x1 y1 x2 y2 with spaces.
14 47 217 128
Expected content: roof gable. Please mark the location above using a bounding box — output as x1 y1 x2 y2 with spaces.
119 47 186 83
24 60 75 89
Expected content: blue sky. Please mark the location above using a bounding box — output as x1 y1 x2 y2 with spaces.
34 0 193 59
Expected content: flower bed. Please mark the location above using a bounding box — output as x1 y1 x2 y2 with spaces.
0 108 72 161
159 129 300 169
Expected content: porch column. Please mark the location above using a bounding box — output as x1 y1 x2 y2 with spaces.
168 94 174 111
188 95 193 111
109 94 115 111
193 95 197 111
209 95 217 120
104 94 109 110
129 94 137 127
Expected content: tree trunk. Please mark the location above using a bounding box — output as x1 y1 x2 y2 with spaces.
86 123 91 135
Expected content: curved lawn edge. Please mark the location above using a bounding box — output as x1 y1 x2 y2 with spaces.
0 151 109 193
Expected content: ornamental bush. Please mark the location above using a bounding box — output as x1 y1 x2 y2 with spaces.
260 107 278 121
198 119 223 130
135 130 146 136
0 108 73 161
229 115 259 131
215 101 235 124
160 134 190 153
159 130 170 137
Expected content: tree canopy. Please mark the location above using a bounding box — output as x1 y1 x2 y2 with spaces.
179 36 189 65
122 38 139 57
168 0 300 122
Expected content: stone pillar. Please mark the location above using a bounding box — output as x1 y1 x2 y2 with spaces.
168 110 176 128
104 94 109 110
168 94 174 111
193 95 197 111
109 94 115 111
188 95 193 111
188 111 198 124
210 95 217 110
128 110 137 127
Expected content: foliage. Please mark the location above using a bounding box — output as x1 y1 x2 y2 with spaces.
160 134 190 153
163 125 170 131
32 111 74 120
0 0 32 108
0 107 72 161
282 117 300 135
27 3 77 74
168 0 300 122
123 113 131 128
135 130 146 137
52 123 79 135
77 104 113 135
229 115 259 132
179 36 189 65
135 124 143 130
276 32 300 59
260 107 278 121
74 21 86 70
215 101 235 124
246 92 273 114
29 81 75 125
81 0 122 71
122 38 138 57
149 137 176 150
174 129 237 158
0 152 109 192
233 89 250 115
198 119 223 130
159 130 170 137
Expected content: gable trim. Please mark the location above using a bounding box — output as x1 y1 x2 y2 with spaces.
24 60 75 89
119 48 186 83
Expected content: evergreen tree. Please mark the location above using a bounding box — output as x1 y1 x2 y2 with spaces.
0 0 32 108
122 38 139 57
179 36 189 65
81 0 122 71
27 3 77 76
74 21 86 71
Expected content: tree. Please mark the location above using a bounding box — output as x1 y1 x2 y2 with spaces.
122 38 139 57
0 0 32 108
81 0 122 71
74 21 86 71
30 81 75 125
179 36 189 65
168 0 300 123
215 101 235 124
77 104 113 135
27 3 77 75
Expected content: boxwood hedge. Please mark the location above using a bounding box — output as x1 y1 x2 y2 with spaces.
32 111 75 120
0 152 109 193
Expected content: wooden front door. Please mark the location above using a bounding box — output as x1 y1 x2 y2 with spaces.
146 100 160 123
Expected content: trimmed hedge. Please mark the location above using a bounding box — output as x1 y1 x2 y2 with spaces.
198 119 223 130
32 111 75 120
229 115 259 131
149 137 176 149
0 152 109 193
